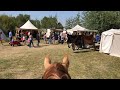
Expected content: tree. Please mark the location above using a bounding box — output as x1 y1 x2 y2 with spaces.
57 22 63 29
31 19 41 29
41 15 62 29
16 14 30 27
82 11 120 34
0 14 31 36
0 15 16 36
65 17 74 29
65 12 81 29
73 12 81 26
41 16 49 29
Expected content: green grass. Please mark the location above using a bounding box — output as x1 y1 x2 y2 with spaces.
0 40 120 79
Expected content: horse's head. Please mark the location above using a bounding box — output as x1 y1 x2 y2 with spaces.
42 55 71 79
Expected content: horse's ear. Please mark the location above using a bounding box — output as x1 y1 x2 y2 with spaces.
44 55 51 70
62 54 69 69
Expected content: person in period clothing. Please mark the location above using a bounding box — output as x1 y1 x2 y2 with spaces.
36 32 40 46
9 30 12 42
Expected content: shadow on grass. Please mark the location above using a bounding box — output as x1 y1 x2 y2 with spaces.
52 43 60 45
33 44 50 48
73 49 94 53
7 44 24 47
2 44 10 46
3 44 23 47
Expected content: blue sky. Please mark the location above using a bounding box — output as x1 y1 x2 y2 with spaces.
0 11 82 26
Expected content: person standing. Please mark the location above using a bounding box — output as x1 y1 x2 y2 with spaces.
29 34 34 48
52 33 55 44
43 33 47 44
36 32 40 46
0 32 3 45
48 32 52 44
95 33 100 43
9 30 12 42
22 35 26 45
61 33 64 44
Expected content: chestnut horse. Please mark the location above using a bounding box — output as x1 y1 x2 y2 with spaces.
42 55 71 79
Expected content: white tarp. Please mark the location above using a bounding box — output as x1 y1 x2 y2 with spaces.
99 29 120 57
0 29 7 41
20 20 38 30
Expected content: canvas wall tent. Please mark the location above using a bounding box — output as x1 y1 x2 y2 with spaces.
0 29 7 41
99 29 120 57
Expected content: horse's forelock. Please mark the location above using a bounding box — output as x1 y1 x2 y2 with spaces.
42 62 71 79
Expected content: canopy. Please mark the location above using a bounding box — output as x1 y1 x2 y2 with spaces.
72 24 97 32
20 20 38 30
72 24 86 31
99 29 120 57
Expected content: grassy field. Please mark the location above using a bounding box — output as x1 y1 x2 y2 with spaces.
0 40 120 79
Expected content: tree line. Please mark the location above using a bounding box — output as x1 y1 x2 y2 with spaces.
1 11 120 36
65 11 120 34
0 14 63 36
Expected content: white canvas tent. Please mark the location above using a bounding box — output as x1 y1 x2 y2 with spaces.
99 29 120 57
17 20 39 38
67 25 97 35
66 25 86 35
72 24 87 31
0 29 7 41
72 24 97 32
66 29 73 35
20 20 38 30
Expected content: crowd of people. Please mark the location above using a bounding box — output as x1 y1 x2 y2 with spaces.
43 32 67 45
8 30 40 48
1 30 101 48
